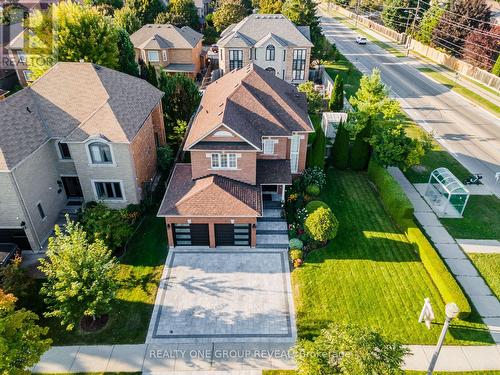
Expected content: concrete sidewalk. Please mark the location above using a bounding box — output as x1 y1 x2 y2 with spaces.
31 343 500 373
389 167 500 344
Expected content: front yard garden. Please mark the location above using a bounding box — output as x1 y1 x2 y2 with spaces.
290 169 492 345
20 215 167 345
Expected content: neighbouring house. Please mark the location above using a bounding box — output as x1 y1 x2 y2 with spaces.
0 62 166 251
1 22 23 89
158 64 314 248
5 27 32 86
217 14 314 84
194 0 211 22
130 24 204 79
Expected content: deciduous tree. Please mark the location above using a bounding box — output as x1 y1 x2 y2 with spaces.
282 0 320 43
258 0 282 13
155 0 200 29
39 218 118 331
432 0 492 57
298 81 323 113
212 0 247 32
416 3 445 45
27 2 120 79
126 0 165 24
294 323 409 375
304 206 339 242
463 25 499 71
0 290 52 374
0 256 33 300
114 6 141 34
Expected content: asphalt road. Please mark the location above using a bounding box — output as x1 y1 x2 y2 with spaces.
319 9 500 197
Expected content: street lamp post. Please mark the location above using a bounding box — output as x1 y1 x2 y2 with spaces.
427 303 460 375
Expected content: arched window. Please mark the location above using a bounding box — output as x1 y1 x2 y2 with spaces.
88 142 113 164
266 45 275 61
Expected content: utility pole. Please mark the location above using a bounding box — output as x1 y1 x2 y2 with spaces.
410 0 421 35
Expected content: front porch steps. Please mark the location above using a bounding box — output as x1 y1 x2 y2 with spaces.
256 201 289 249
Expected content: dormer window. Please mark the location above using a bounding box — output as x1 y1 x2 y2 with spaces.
88 142 113 164
266 45 275 61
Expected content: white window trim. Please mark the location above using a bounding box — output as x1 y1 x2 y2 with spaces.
147 50 160 62
85 140 116 167
262 139 277 155
290 135 301 173
91 179 126 202
17 50 26 63
209 153 239 170
162 50 168 62
213 130 234 138
55 140 73 161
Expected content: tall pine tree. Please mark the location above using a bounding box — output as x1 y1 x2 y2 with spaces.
329 74 344 111
331 120 350 170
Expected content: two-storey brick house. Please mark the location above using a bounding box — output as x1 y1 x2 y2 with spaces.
217 14 313 84
158 64 313 248
130 24 204 79
0 62 166 251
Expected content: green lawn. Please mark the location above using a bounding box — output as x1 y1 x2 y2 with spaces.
292 169 492 345
22 215 167 345
417 67 500 117
468 253 500 300
440 195 500 241
324 53 363 100
265 372 500 375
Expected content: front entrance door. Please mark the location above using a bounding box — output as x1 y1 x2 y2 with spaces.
61 177 83 198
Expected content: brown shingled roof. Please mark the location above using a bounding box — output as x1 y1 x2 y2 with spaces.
184 64 313 150
158 163 262 217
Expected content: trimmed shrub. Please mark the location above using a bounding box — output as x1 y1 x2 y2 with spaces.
305 184 320 196
367 159 413 228
305 206 339 242
350 123 371 171
331 120 349 169
289 238 303 250
305 200 329 214
407 223 471 319
302 167 327 189
289 249 303 261
308 126 326 169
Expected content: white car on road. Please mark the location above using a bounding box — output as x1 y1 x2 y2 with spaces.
356 37 367 45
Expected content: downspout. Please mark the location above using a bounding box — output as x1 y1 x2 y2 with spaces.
10 170 42 250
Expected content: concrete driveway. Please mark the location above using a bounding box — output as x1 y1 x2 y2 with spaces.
146 248 296 344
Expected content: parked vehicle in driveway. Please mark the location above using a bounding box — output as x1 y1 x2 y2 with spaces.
0 243 21 267
356 37 367 44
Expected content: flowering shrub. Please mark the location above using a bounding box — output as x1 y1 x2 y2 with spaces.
289 238 304 250
296 208 308 224
303 167 326 189
289 249 303 261
293 258 303 268
287 193 299 202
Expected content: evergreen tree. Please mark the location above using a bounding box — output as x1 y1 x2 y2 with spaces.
350 122 371 170
117 28 139 76
331 120 350 170
308 126 326 169
328 74 344 111
141 62 158 87
213 0 247 32
432 0 492 57
416 3 445 45
492 54 500 76
258 0 282 13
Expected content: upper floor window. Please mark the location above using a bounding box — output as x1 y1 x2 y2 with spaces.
147 50 160 62
213 130 233 138
94 181 123 200
89 142 113 164
229 49 243 71
292 49 307 81
57 141 71 160
266 45 275 61
211 153 237 169
17 50 26 63
262 139 275 155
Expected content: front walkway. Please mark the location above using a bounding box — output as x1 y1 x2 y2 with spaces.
389 167 500 343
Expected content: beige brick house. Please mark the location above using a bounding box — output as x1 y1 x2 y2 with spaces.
158 64 314 248
130 24 204 79
217 14 313 84
0 62 166 251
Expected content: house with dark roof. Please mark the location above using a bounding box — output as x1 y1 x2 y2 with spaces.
158 64 314 248
0 62 166 251
130 24 204 79
217 14 314 84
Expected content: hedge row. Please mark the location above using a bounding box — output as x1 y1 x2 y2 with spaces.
367 159 414 227
367 159 471 319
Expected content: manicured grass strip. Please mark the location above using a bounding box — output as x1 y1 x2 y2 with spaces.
324 55 363 100
22 215 167 345
441 195 500 241
292 169 492 345
468 253 500 300
264 372 500 375
263 371 297 375
418 67 500 117
34 373 141 375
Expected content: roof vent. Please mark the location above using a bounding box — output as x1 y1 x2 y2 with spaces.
217 111 223 116
26 106 32 113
